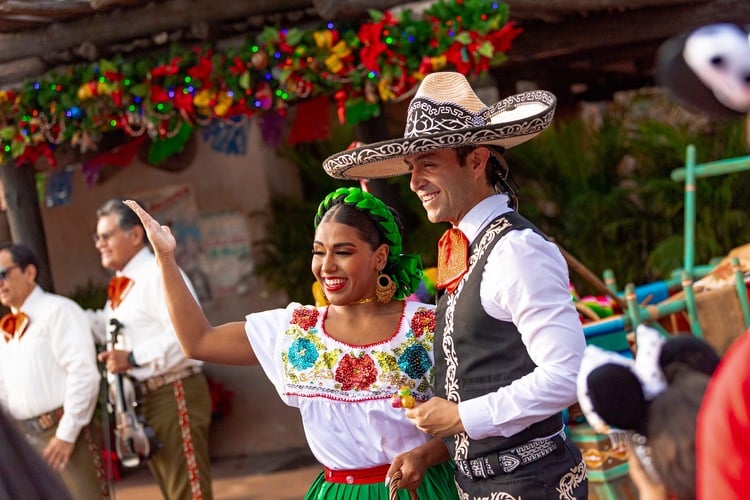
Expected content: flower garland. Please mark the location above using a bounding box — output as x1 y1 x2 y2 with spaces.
0 0 521 167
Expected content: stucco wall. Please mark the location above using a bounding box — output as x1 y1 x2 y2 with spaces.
37 118 311 459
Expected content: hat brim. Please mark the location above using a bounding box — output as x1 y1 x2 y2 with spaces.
323 90 556 180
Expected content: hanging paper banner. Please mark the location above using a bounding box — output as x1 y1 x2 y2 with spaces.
259 112 285 149
45 167 74 207
287 96 330 145
198 212 254 298
82 135 147 186
201 116 248 156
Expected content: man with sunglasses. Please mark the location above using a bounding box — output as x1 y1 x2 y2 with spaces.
89 198 213 500
0 243 108 499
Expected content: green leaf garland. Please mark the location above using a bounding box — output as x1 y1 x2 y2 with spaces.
0 0 521 167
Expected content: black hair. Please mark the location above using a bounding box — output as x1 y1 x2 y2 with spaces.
319 203 404 252
0 243 39 272
454 145 519 209
648 367 709 500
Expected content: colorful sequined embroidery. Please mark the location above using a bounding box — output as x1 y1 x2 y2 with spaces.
281 304 435 402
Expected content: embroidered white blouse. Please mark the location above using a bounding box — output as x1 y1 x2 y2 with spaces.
246 300 436 470
455 194 586 441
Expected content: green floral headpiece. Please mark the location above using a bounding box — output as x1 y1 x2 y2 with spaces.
314 187 423 300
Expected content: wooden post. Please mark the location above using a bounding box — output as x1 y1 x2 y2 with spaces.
0 163 54 291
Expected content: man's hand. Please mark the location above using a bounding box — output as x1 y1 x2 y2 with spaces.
43 436 74 472
404 396 465 438
97 348 132 374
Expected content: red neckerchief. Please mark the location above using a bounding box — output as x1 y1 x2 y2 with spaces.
108 276 134 310
436 228 469 294
1 311 29 342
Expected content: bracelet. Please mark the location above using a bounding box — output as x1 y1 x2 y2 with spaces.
127 351 140 368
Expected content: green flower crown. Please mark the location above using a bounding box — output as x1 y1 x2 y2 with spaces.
314 187 423 300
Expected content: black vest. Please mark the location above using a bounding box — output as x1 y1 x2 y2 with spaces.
435 212 562 461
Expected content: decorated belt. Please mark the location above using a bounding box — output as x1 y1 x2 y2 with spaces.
17 407 64 435
324 463 390 484
139 365 202 394
455 431 566 479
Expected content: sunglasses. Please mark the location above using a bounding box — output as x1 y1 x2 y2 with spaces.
92 227 130 243
0 265 19 281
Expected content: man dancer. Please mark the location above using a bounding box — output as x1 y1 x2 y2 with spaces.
323 72 588 499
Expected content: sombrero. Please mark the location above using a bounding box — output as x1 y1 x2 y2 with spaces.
323 72 557 180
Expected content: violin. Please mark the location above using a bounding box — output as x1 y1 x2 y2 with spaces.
106 318 160 467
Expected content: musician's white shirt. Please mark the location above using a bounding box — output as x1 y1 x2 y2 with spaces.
0 286 100 443
88 246 202 379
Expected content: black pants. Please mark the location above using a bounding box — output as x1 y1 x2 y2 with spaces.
454 440 588 500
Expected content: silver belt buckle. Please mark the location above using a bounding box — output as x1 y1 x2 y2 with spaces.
498 453 522 473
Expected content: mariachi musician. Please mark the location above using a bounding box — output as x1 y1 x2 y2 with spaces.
89 198 213 500
0 243 108 499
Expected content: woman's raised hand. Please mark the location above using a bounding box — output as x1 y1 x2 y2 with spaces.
123 200 177 256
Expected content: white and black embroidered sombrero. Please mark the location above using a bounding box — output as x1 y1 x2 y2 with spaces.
323 72 557 180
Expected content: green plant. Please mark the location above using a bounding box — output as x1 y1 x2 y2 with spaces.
69 279 108 310
507 90 749 295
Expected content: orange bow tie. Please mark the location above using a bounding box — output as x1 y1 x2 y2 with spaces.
436 228 469 293
1 311 29 342
108 276 134 310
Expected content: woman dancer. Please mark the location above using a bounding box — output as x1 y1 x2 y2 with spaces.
125 187 458 499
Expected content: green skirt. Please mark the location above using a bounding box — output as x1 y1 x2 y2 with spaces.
304 461 458 500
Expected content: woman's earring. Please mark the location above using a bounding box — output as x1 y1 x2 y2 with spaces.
375 273 396 303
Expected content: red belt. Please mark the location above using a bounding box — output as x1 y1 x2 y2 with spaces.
324 463 390 484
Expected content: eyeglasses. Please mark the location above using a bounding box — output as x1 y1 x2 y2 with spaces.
0 265 19 281
92 228 125 243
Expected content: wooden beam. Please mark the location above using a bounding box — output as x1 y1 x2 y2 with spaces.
0 57 45 86
312 0 409 19
0 0 315 64
506 0 706 19
506 0 749 63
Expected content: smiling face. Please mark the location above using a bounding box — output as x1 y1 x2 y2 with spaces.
0 249 36 310
311 221 388 306
406 147 493 225
95 213 144 271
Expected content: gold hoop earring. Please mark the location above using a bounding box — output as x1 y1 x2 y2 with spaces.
375 273 396 303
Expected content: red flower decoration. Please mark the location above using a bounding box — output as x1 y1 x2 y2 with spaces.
410 309 436 338
187 55 213 81
150 56 183 77
291 307 319 330
149 84 170 103
335 353 377 391
173 88 194 113
489 21 523 53
357 11 397 72
228 55 246 76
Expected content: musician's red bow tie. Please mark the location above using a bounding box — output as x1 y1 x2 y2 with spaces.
1 311 29 342
108 276 134 310
436 228 469 294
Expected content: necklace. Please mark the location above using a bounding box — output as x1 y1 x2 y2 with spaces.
349 295 376 305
